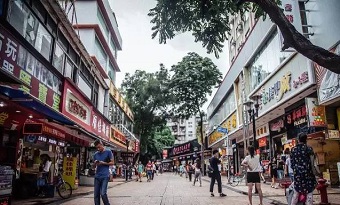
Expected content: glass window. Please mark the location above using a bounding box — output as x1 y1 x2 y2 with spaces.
108 62 115 83
97 9 109 38
7 0 52 60
248 30 290 90
92 81 99 107
78 74 92 99
64 59 73 79
109 39 117 59
53 43 65 74
94 37 107 70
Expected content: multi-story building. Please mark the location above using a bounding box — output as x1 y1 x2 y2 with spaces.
60 0 137 159
167 116 197 144
0 0 138 196
207 0 340 184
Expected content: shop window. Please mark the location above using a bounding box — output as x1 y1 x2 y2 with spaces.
7 0 52 61
53 43 65 74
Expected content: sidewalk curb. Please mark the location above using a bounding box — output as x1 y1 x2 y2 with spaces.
45 180 131 205
201 178 286 205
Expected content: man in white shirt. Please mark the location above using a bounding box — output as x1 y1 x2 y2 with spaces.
285 149 294 182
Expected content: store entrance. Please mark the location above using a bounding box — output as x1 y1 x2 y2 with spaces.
272 136 284 156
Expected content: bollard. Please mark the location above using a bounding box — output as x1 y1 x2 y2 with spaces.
316 178 330 205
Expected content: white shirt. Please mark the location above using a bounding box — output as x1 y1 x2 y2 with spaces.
43 160 52 172
286 157 293 173
242 155 262 172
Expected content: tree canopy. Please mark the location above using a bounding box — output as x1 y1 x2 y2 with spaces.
149 0 340 74
170 52 222 147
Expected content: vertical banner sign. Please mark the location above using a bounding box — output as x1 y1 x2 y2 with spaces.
62 157 78 189
162 149 168 159
278 0 303 51
305 97 327 127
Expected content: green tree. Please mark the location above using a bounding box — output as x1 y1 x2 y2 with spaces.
149 0 340 74
152 126 176 159
169 52 222 162
121 64 175 161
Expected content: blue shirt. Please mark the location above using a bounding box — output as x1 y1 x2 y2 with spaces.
93 149 113 178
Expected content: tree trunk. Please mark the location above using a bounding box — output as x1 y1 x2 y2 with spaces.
238 0 340 74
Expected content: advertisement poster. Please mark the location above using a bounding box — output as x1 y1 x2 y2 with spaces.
62 157 78 189
305 97 326 127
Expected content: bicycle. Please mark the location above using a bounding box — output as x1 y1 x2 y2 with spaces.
228 170 246 187
54 172 73 199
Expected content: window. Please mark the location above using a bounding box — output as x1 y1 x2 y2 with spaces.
64 59 73 79
108 62 115 82
97 9 109 38
7 0 52 60
109 39 117 59
53 43 64 74
94 37 107 70
188 131 193 134
188 122 193 124
188 125 192 128
78 74 92 99
92 81 99 107
248 30 290 90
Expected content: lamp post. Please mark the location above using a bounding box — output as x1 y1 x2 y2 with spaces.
243 94 261 150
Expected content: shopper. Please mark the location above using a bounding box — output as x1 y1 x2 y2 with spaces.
137 161 144 182
193 159 202 186
241 146 264 205
277 154 285 180
146 160 153 182
93 139 114 205
269 156 278 188
152 161 156 180
291 133 317 205
209 150 226 197
187 162 194 182
285 149 294 182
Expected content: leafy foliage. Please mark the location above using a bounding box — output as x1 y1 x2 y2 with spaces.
148 0 280 57
170 52 222 148
121 64 175 160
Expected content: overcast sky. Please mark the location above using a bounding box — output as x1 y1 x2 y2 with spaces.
109 0 229 109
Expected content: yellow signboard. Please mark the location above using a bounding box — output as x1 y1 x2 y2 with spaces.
62 157 78 189
208 112 237 147
109 82 134 121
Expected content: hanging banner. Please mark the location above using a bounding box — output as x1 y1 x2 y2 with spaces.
305 97 327 127
62 157 78 189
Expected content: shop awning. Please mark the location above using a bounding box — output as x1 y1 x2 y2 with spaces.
0 85 74 125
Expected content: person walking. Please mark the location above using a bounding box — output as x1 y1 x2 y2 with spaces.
193 159 202 186
241 146 264 205
146 160 153 182
285 149 294 182
277 154 285 181
136 161 144 182
291 133 317 205
187 162 193 182
209 150 226 197
152 161 156 180
269 156 278 188
93 140 114 205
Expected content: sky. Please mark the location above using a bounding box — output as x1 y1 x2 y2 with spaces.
109 0 229 110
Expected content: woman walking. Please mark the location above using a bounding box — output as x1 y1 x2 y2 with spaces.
269 156 278 188
187 162 194 182
193 159 202 186
241 146 264 205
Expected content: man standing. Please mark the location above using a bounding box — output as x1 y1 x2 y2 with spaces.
93 140 114 205
209 150 227 197
291 133 317 205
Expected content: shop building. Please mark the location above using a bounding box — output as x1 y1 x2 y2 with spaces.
0 0 137 201
207 0 340 178
167 139 202 168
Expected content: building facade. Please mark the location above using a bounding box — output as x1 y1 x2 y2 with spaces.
0 0 138 201
167 116 197 145
207 0 340 184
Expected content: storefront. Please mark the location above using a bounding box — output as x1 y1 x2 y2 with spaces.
269 116 287 158
168 139 201 167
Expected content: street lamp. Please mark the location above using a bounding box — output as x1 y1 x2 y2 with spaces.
243 94 262 150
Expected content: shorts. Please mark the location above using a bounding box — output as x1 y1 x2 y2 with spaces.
271 169 278 178
247 172 261 183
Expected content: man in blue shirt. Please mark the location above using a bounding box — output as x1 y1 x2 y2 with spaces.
93 140 114 205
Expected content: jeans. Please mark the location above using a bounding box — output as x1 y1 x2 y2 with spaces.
94 177 110 205
210 172 222 193
289 173 294 182
147 170 152 180
277 170 284 180
193 170 202 185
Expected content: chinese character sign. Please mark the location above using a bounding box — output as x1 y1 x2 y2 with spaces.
0 25 62 110
305 97 326 127
62 157 78 189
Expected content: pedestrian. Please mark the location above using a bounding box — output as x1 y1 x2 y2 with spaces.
269 156 278 188
285 149 294 182
291 133 317 205
137 161 144 182
209 150 226 197
241 146 264 205
179 164 184 177
277 154 285 181
187 162 194 182
146 160 153 182
173 165 177 175
260 161 266 183
152 161 156 180
93 139 114 205
193 159 202 187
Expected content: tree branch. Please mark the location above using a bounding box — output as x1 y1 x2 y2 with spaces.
243 0 340 74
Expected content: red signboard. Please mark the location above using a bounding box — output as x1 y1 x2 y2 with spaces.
258 137 267 148
91 111 110 141
113 130 126 144
173 143 191 155
42 124 66 139
134 141 140 153
162 149 168 159
0 25 62 111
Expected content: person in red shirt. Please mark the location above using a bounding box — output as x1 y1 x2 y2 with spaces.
146 160 153 182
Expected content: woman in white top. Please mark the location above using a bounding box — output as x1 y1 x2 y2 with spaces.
241 146 264 205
